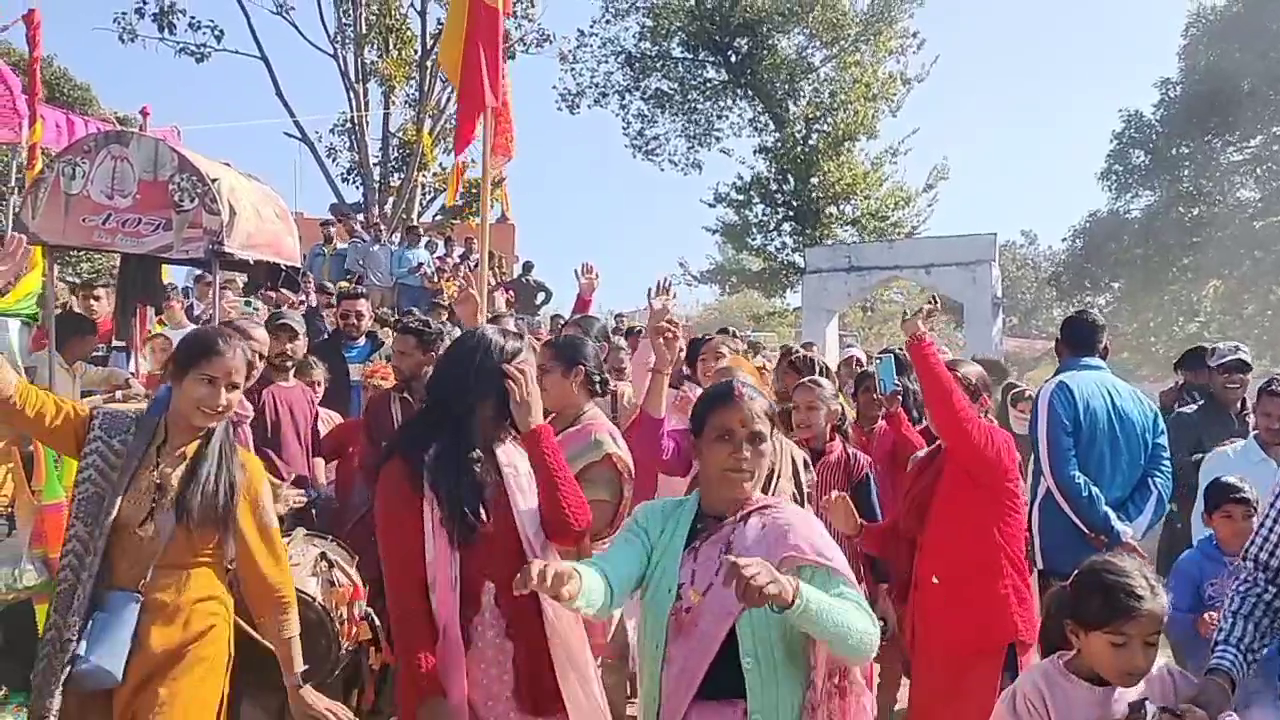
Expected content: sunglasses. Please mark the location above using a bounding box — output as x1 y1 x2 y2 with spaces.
337 310 369 322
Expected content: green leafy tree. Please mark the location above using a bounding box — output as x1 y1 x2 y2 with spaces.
686 291 798 339
1056 0 1280 373
837 279 962 353
0 40 125 283
112 0 551 228
561 0 947 298
999 230 1071 339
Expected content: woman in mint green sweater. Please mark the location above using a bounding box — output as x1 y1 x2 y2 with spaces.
516 374 882 720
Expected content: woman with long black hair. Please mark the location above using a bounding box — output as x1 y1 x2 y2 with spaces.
375 326 608 719
9 324 350 719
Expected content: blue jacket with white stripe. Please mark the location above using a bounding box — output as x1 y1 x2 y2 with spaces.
1029 356 1173 578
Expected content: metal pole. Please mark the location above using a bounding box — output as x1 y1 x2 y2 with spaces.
477 106 493 321
210 256 221 324
42 245 54 393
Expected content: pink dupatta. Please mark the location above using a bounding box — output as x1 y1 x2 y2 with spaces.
421 437 610 720
659 495 875 720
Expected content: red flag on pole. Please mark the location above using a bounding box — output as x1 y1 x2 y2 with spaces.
439 0 514 205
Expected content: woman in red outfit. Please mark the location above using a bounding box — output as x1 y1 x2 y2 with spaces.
375 326 608 719
827 297 1037 720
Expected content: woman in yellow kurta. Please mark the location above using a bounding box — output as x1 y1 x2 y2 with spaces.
1 323 354 720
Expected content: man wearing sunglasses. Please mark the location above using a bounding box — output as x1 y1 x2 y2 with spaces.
1158 341 1256 576
311 286 389 419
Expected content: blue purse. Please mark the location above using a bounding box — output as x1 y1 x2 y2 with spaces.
67 518 175 692
66 395 172 693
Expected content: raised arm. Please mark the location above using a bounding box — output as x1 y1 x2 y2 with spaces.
0 357 90 460
905 332 1004 459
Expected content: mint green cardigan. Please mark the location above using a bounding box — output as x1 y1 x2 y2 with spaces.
568 493 881 720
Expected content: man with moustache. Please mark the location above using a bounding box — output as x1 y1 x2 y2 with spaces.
1158 341 1255 576
251 310 325 496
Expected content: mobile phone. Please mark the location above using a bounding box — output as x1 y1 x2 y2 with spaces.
874 353 897 396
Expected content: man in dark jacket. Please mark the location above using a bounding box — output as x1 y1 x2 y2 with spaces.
1157 341 1254 575
311 286 388 418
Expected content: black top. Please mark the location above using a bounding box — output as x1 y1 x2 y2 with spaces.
684 512 748 701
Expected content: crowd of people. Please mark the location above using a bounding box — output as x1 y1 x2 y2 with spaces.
2 224 1280 720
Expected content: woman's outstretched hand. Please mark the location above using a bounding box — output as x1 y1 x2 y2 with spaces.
820 491 864 536
513 559 582 603
722 555 798 611
650 318 682 374
504 359 544 432
901 293 942 337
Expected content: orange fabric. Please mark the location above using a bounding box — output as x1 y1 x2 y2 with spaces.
438 0 514 176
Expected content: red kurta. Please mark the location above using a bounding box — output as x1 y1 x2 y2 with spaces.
375 424 592 717
864 334 1037 720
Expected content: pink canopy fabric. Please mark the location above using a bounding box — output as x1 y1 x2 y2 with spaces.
0 62 181 150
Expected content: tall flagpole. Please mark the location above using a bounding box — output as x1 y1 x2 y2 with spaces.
477 106 493 320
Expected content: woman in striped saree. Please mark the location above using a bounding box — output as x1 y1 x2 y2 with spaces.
536 334 636 719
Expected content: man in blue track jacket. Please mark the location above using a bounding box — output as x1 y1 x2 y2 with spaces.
1029 310 1173 592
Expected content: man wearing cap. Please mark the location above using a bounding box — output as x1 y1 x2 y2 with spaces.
303 218 350 284
252 309 325 496
1192 374 1280 543
304 280 336 345
1158 340 1255 575
349 221 395 308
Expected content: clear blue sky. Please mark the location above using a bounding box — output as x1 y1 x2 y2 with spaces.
37 0 1188 314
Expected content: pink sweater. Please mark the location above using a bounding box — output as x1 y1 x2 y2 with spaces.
993 652 1235 719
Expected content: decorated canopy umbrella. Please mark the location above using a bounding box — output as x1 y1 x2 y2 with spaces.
17 128 301 268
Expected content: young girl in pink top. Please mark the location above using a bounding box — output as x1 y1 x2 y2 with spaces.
994 553 1234 720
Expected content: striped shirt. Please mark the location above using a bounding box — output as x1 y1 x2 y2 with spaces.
806 434 888 583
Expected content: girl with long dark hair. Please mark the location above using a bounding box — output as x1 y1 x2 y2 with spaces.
374 326 607 719
13 326 350 719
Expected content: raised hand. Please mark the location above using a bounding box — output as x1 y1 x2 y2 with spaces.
574 262 600 298
503 359 544 432
901 293 942 337
646 277 677 332
513 559 582 603
722 555 798 611
820 491 863 536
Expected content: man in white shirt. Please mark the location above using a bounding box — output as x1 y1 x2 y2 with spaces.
27 310 144 404
1194 375 1280 539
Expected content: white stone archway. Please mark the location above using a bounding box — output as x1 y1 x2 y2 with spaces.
800 234 1004 362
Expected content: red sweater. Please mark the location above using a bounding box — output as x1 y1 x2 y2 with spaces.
881 334 1037 656
375 424 592 716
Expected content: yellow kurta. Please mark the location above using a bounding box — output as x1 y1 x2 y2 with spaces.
0 369 300 720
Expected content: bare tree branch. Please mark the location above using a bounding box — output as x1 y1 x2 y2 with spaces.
232 0 347 202
249 0 336 59
112 30 262 61
387 1 443 229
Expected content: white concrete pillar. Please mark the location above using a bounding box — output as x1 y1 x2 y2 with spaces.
800 274 841 365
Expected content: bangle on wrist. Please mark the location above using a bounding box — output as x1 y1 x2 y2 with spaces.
1205 670 1235 695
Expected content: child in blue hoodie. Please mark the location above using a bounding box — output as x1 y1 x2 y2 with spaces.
1167 474 1280 718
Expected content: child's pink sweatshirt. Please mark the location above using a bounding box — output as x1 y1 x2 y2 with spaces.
993 651 1238 719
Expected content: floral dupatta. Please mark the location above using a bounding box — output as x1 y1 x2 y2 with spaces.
420 437 609 720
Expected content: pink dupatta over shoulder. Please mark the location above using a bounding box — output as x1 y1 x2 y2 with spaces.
659 495 876 720
421 438 609 719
